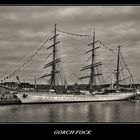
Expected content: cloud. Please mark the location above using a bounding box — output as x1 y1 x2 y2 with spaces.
0 6 140 84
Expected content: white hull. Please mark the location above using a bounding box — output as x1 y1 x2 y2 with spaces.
15 92 136 104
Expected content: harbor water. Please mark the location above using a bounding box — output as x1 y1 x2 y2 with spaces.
0 100 140 122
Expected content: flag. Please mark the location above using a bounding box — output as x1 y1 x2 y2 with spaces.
16 75 20 83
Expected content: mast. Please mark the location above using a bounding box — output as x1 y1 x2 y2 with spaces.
41 24 61 90
114 45 135 89
89 32 96 92
116 46 121 88
50 24 57 89
34 75 37 91
79 31 102 93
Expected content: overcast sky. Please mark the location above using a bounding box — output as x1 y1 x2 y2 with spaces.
0 6 140 85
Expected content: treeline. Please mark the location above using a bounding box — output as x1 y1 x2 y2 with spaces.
0 82 139 91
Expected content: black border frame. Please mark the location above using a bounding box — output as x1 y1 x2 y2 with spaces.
0 1 140 137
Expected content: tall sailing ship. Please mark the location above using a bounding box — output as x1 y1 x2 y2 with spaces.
13 24 136 104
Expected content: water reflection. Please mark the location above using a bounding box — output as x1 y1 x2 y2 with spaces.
0 100 140 122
